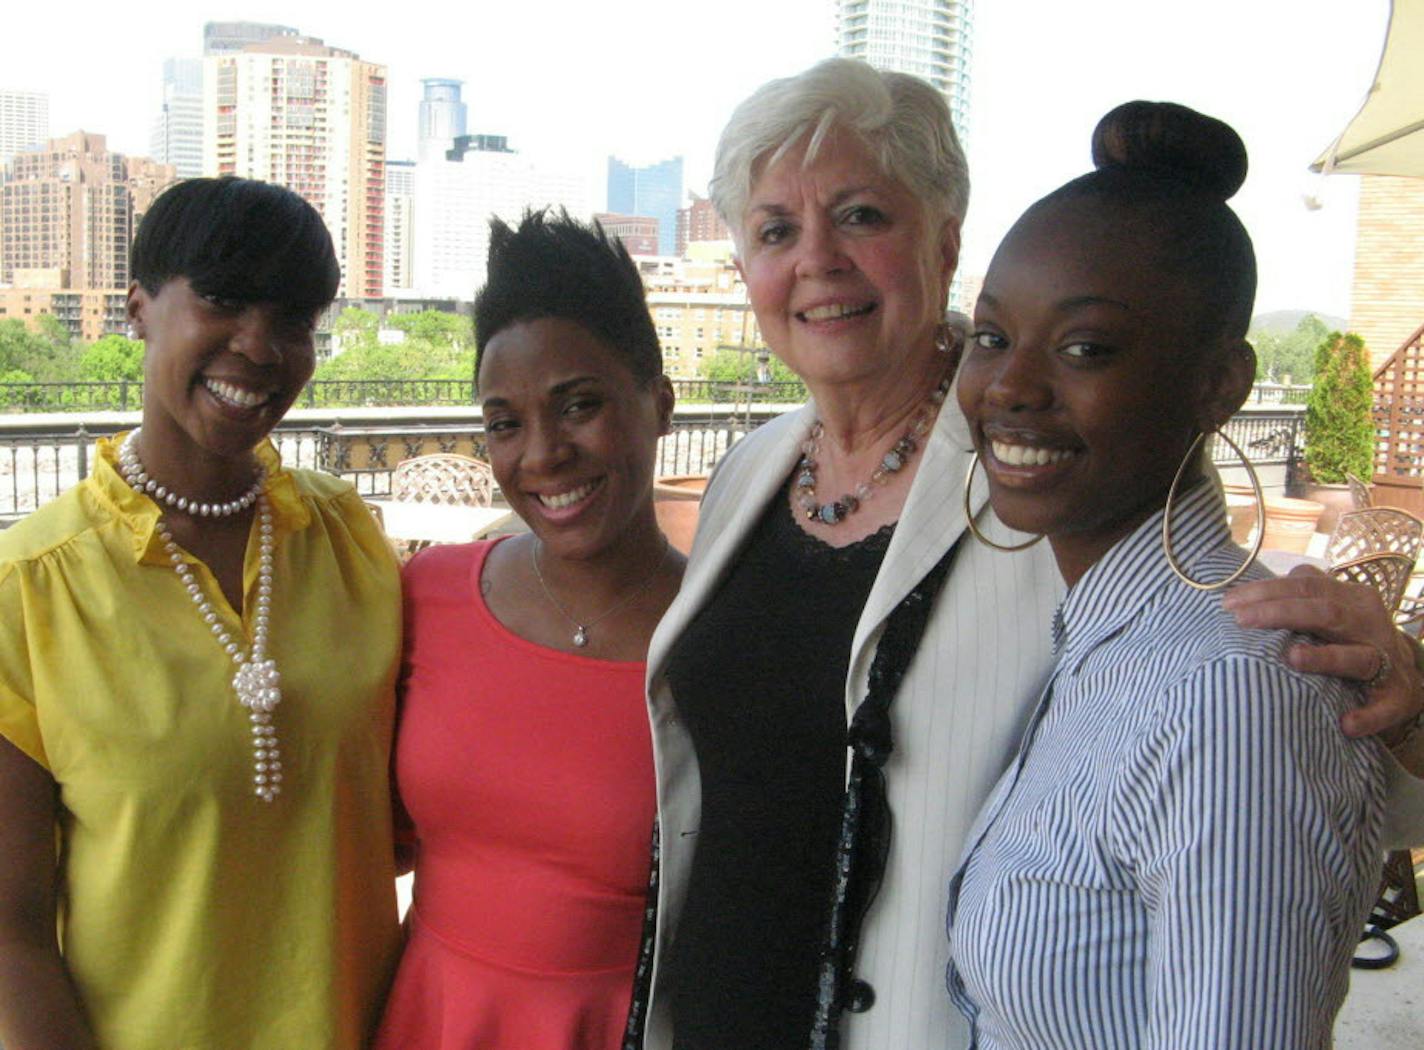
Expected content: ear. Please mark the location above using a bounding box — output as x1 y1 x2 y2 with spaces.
1196 338 1256 432
733 254 746 283
125 282 148 339
653 375 676 436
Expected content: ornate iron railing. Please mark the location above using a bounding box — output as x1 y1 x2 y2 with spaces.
0 404 1306 519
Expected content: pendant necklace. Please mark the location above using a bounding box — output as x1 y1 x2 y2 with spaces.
119 429 286 802
531 536 670 648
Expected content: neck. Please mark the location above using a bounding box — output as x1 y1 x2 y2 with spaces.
133 422 263 504
812 343 949 456
533 505 667 601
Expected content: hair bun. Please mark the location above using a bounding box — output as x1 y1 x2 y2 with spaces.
1090 101 1247 200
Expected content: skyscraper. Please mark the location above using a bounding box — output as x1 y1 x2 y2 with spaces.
418 79 467 155
1 131 173 288
385 159 415 293
149 59 204 179
202 21 301 55
0 89 49 169
204 35 388 297
836 0 973 151
607 156 683 256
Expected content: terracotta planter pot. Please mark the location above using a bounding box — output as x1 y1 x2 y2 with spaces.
1297 481 1354 535
1224 491 1258 547
653 475 709 555
1261 496 1326 554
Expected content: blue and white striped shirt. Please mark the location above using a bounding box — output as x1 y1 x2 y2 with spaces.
946 481 1389 1050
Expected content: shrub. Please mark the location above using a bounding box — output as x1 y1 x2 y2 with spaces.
1303 331 1374 484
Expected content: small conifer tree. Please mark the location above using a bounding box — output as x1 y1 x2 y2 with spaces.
1303 331 1375 484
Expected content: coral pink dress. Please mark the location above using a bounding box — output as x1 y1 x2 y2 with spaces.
374 539 656 1050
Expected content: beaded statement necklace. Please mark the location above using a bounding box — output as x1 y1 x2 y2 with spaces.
794 373 952 526
118 430 286 802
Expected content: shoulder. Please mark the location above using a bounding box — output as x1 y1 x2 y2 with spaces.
702 407 808 505
0 484 101 579
402 539 487 593
283 465 360 506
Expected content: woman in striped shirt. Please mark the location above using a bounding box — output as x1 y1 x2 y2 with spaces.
947 101 1389 1049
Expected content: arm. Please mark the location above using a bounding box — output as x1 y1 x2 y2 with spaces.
0 735 97 1050
1224 566 1424 747
1122 661 1386 1050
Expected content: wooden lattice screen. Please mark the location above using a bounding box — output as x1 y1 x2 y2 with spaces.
1371 321 1424 514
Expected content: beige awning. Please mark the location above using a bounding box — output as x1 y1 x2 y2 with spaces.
1313 0 1424 176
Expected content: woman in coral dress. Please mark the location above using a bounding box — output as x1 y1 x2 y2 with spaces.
374 210 683 1049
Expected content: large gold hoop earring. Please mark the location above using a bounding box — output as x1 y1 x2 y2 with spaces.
1162 429 1264 591
963 451 1043 552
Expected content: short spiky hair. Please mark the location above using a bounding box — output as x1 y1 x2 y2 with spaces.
474 209 663 385
130 176 339 314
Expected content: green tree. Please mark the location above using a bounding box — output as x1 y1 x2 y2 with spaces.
700 347 804 391
79 334 145 382
1250 313 1329 384
387 310 473 350
1303 331 1375 484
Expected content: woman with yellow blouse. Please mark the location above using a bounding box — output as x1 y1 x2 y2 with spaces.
0 178 403 1049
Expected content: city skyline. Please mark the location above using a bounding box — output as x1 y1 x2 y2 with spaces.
0 0 1398 320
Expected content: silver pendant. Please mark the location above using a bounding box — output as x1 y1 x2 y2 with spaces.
573 626 588 648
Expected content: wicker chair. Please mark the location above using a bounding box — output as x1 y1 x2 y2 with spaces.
1346 473 1374 510
1325 507 1424 567
1328 552 1416 616
391 454 495 507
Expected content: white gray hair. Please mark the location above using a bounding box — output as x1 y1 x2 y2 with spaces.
709 58 969 243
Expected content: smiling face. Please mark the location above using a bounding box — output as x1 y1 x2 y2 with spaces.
735 129 959 399
956 196 1253 584
478 317 674 563
130 276 317 479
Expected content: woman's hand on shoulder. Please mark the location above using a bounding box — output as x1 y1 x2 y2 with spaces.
1223 565 1424 744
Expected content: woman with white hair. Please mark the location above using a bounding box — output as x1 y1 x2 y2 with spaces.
633 58 1424 1050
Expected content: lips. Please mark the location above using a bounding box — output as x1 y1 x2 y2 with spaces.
536 479 602 509
798 301 876 322
990 439 1077 467
203 377 273 411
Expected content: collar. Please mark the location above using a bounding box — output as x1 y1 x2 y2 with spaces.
91 432 312 564
1053 478 1231 672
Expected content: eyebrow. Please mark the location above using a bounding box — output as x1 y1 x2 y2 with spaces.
747 184 881 219
481 375 601 409
978 292 1132 313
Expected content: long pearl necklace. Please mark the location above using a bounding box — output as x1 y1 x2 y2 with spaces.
119 430 285 803
795 373 951 526
531 536 669 648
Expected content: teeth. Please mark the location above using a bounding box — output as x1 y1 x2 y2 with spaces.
991 440 1075 467
538 481 599 509
205 378 269 409
802 302 872 321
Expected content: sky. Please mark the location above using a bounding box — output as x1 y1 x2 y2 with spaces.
5 0 1395 318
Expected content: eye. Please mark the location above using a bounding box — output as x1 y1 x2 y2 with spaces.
756 219 794 246
839 204 887 228
198 292 244 312
1060 341 1113 360
484 415 519 436
563 396 603 418
971 329 1007 352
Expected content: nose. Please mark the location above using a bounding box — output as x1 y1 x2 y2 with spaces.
230 305 282 365
983 342 1053 412
793 218 851 280
521 415 575 475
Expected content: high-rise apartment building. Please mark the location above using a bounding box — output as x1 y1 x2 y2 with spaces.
836 0 973 150
149 59 204 179
204 35 388 297
607 156 683 256
202 21 301 55
676 193 731 255
0 90 49 168
594 213 659 256
385 159 415 293
0 131 174 288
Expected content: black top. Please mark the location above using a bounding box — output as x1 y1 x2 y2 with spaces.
662 486 893 1049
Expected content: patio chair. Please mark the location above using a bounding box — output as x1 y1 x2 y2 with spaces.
1346 473 1374 510
1328 552 1415 617
1325 507 1424 567
391 454 495 507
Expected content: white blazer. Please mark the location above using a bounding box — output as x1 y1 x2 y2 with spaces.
642 396 1065 1050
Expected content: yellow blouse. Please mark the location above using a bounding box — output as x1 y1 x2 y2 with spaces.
0 434 403 1050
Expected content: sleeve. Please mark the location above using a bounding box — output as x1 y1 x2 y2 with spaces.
0 564 47 769
1114 656 1387 1050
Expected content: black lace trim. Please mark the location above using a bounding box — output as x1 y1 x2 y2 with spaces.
621 821 660 1049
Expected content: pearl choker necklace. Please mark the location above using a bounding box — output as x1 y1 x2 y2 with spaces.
118 430 264 518
795 373 951 526
119 430 285 802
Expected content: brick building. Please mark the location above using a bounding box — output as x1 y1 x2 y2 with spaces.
1350 175 1424 369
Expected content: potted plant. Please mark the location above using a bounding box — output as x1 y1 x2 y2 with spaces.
1297 330 1375 533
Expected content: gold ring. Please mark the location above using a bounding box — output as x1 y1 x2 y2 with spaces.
1366 646 1393 690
